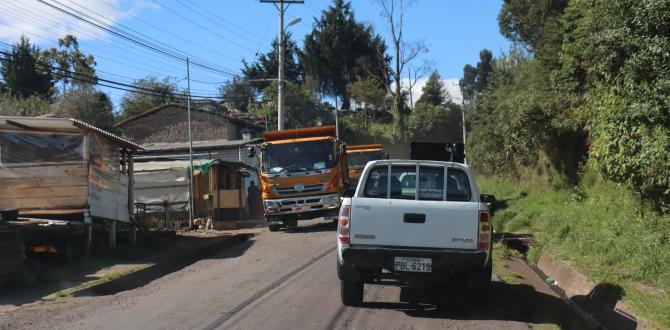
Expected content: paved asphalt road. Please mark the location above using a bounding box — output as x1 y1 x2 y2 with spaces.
0 220 593 330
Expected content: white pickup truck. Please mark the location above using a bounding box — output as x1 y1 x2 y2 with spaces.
336 160 495 306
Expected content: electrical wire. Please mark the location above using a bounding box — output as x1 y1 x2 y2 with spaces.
0 49 254 101
48 0 239 74
35 0 241 77
151 0 257 54
64 0 248 65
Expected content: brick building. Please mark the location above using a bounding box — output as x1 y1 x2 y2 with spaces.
115 103 262 144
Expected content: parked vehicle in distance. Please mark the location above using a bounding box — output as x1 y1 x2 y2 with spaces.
345 144 385 192
256 126 349 232
336 159 495 306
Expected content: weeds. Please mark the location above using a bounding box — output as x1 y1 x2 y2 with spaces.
478 171 670 328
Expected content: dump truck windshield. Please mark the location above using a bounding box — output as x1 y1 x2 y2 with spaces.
262 140 335 174
348 151 384 169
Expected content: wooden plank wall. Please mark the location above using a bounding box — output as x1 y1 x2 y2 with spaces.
0 162 88 211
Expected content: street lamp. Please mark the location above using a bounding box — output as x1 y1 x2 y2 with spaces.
287 17 301 27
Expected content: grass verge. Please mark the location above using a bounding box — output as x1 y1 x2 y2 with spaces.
478 170 670 329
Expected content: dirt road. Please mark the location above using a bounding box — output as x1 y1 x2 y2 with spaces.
0 220 592 329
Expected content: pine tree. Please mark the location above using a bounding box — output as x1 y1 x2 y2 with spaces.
416 70 446 106
0 36 53 98
302 0 388 109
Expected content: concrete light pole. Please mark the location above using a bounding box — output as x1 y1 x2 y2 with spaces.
261 0 303 130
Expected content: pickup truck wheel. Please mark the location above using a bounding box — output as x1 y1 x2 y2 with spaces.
340 280 363 307
268 225 280 232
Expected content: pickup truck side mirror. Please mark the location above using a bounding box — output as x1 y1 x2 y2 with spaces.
480 194 497 214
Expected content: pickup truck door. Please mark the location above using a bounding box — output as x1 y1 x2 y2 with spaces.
349 164 479 250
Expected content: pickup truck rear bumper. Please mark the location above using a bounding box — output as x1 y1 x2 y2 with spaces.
339 245 489 282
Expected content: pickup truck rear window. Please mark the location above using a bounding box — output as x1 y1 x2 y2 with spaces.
446 170 471 201
363 166 389 198
362 164 471 201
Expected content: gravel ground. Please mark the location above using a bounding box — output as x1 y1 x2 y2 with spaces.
0 219 592 330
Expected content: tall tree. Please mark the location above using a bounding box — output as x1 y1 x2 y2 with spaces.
249 81 332 130
242 32 304 93
408 102 463 143
218 76 255 112
41 35 97 93
416 70 446 106
348 77 387 128
0 36 53 98
375 0 427 135
460 64 478 102
498 0 569 52
119 76 183 119
460 49 494 102
55 88 114 130
476 49 493 92
302 0 389 110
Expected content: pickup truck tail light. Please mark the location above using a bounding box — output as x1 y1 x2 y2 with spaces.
338 205 351 244
479 211 491 250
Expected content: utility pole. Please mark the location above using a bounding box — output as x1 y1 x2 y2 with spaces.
186 57 195 226
451 81 467 164
278 0 285 130
408 68 414 109
261 0 303 130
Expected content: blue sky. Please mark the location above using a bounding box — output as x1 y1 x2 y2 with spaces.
0 0 510 112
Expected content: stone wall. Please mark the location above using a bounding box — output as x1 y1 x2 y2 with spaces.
120 106 242 144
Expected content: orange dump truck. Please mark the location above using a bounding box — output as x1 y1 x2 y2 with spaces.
259 126 348 231
345 144 385 191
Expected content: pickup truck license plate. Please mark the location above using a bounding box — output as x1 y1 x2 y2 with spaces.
394 257 432 273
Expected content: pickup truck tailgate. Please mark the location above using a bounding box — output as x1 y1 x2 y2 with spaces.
349 198 479 250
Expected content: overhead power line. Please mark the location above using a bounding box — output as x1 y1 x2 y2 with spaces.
65 0 248 65
35 0 241 77
0 49 255 101
152 0 257 54
185 0 267 40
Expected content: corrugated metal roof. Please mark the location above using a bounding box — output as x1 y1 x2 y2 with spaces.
0 116 142 150
114 103 263 131
134 159 256 173
141 138 263 151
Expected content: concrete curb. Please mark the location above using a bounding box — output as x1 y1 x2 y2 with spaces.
535 252 649 330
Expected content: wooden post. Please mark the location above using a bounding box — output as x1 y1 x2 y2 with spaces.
108 220 116 249
213 167 219 222
127 150 137 244
84 209 92 258
129 224 137 245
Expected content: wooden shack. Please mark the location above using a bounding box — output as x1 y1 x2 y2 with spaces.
0 116 141 249
192 160 256 228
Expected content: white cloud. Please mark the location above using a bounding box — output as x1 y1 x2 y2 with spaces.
396 77 463 107
0 0 158 43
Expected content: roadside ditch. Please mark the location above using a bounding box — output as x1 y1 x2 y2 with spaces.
495 233 647 330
